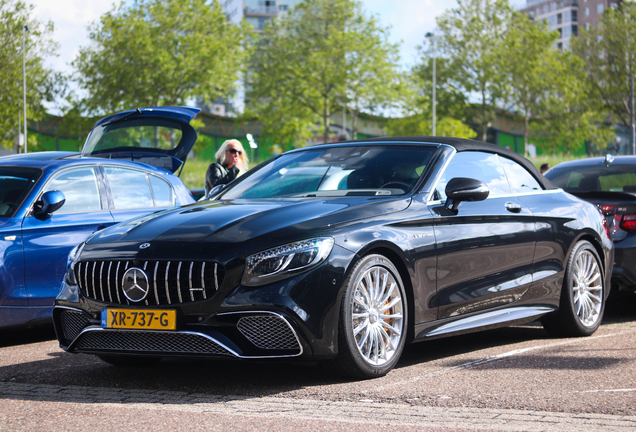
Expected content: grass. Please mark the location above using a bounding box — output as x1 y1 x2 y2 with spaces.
180 158 211 190
178 153 587 190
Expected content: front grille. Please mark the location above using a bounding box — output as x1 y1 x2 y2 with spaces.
76 260 224 306
75 330 233 356
60 310 91 342
237 315 300 350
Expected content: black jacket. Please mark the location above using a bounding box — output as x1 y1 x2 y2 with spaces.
205 161 240 195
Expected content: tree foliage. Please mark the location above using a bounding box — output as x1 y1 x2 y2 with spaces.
247 0 401 146
0 0 61 150
436 0 512 141
571 4 636 130
74 0 248 115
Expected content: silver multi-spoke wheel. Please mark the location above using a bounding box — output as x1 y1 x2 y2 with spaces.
542 240 605 338
572 249 603 327
350 265 404 367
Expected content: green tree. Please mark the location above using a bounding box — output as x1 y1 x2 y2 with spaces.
571 4 636 136
436 0 512 141
531 51 614 156
74 0 247 114
247 0 401 145
500 12 559 155
0 0 60 150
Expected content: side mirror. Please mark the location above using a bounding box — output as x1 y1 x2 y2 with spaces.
204 184 226 201
444 177 489 211
34 190 66 218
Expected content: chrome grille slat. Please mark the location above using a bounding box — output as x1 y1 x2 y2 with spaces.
153 261 160 304
91 262 97 299
107 262 113 303
99 262 105 301
214 263 218 292
176 261 183 303
143 261 149 306
165 262 171 305
189 262 194 302
201 262 206 300
77 259 223 306
115 262 121 304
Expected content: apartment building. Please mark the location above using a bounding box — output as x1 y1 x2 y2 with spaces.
519 0 622 49
220 0 303 30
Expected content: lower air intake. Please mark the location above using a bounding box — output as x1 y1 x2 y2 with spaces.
60 310 91 343
75 330 233 356
237 315 300 350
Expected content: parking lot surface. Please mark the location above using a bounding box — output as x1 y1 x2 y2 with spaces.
1 293 636 431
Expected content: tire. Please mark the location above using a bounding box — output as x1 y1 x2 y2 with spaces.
542 240 605 337
329 254 408 379
97 354 162 367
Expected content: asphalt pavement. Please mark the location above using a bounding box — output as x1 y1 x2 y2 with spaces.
1 292 635 431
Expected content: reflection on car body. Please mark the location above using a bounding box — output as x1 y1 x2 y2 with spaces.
53 137 613 379
0 106 199 329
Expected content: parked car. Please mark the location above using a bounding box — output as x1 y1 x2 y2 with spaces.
544 155 636 293
53 137 613 379
0 106 199 329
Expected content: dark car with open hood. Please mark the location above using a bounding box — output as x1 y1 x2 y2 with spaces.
545 155 636 294
53 137 613 379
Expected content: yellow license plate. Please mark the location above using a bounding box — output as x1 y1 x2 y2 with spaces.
101 309 176 330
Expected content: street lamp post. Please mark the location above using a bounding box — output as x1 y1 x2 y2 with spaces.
425 32 436 136
22 25 29 153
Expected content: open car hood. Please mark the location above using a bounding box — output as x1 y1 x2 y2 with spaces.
81 106 201 173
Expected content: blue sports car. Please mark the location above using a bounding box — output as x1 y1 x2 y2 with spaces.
0 106 198 329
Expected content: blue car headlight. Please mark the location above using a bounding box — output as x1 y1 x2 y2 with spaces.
242 238 334 287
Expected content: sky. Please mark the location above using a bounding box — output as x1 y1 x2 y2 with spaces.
26 0 527 111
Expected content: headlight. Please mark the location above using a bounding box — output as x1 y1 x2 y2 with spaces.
242 238 334 286
64 242 86 286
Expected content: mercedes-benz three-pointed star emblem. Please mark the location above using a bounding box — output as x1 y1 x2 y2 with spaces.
122 267 149 302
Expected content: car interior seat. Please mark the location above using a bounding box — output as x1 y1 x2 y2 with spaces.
347 169 384 189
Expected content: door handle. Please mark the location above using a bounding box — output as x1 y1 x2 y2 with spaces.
92 225 107 233
505 202 522 213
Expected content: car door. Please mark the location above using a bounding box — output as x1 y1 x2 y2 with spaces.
101 166 176 223
431 151 536 319
22 166 115 306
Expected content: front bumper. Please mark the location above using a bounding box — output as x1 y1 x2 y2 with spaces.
53 244 355 360
53 306 305 359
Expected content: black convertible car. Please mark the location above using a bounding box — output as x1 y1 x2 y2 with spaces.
53 137 613 379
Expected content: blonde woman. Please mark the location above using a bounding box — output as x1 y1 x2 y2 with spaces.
204 139 249 196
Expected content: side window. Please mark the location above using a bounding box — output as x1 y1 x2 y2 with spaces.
500 157 543 194
43 167 102 214
104 167 153 210
148 174 174 207
435 151 510 201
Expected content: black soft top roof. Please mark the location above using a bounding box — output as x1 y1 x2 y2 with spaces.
353 136 558 190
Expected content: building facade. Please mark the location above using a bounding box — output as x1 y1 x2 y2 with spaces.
220 0 304 30
520 0 622 49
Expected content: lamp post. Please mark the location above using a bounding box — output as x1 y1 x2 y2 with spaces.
425 32 436 136
22 25 29 153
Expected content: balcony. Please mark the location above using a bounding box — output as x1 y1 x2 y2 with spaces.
244 6 279 16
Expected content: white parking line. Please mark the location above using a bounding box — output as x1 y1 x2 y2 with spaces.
369 330 635 393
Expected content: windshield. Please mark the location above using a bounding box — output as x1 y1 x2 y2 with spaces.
0 167 42 217
546 163 636 194
221 146 436 199
82 118 183 156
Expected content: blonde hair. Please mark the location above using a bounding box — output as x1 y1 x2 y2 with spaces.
215 139 249 172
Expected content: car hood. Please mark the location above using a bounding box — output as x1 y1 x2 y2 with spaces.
85 196 411 255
